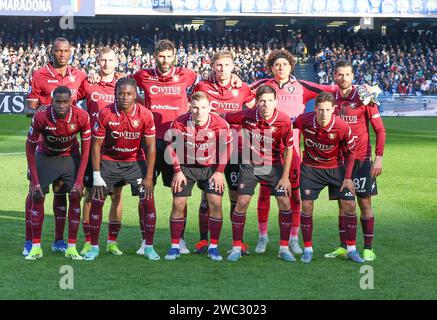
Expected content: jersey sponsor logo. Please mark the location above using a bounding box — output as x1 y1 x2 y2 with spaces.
247 130 275 143
151 104 179 110
207 89 220 95
328 133 336 140
340 115 358 123
304 128 316 135
109 121 120 126
45 126 57 131
47 80 59 83
111 131 141 140
46 134 77 143
149 85 182 95
147 76 159 81
185 141 215 150
304 138 334 151
91 92 115 103
112 146 137 152
210 100 240 111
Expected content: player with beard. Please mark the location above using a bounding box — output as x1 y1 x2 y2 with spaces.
324 60 385 262
23 38 87 256
250 49 373 256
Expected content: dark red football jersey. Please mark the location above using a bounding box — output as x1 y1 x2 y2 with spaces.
224 108 294 166
132 66 197 140
167 112 232 173
294 112 356 178
77 78 116 129
250 77 336 157
93 103 156 162
193 78 255 154
334 87 386 161
27 63 87 107
27 105 91 156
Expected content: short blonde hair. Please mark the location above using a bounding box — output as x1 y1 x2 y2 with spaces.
213 50 234 62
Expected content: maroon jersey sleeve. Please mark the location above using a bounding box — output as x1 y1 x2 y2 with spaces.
142 109 156 138
184 68 198 88
293 113 304 131
366 104 386 157
342 125 357 179
223 111 246 124
76 80 86 102
166 120 183 173
93 109 108 139
242 84 256 105
299 80 337 104
282 118 294 149
131 70 142 84
27 71 42 104
217 121 232 173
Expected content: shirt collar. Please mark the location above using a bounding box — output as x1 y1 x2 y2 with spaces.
114 103 137 118
50 105 72 124
153 66 176 79
256 108 279 126
313 113 335 132
335 86 358 101
46 63 72 78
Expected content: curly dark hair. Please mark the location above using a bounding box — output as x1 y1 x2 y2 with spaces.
265 49 296 73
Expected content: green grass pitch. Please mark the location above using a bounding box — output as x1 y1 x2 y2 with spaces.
0 115 436 300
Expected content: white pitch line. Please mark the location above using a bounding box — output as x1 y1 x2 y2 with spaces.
0 152 25 156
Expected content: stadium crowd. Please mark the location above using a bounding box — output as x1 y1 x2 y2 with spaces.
313 28 437 95
0 22 436 95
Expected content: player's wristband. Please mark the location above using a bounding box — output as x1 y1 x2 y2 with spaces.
93 171 106 187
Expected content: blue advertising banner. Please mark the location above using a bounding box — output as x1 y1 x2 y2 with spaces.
0 0 95 16
0 93 26 114
241 0 437 16
96 0 241 15
95 0 437 16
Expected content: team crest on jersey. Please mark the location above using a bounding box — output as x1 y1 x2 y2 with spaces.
271 126 277 133
173 75 179 82
131 119 140 128
328 133 336 140
231 89 239 97
288 86 295 93
349 103 358 109
69 124 76 131
69 76 76 83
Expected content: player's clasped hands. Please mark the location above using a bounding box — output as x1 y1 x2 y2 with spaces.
171 171 187 193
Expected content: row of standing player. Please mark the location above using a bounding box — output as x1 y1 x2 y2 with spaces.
23 38 385 263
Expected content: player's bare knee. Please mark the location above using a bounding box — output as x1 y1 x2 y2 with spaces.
277 196 291 211
341 200 357 215
302 200 313 215
358 197 373 218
